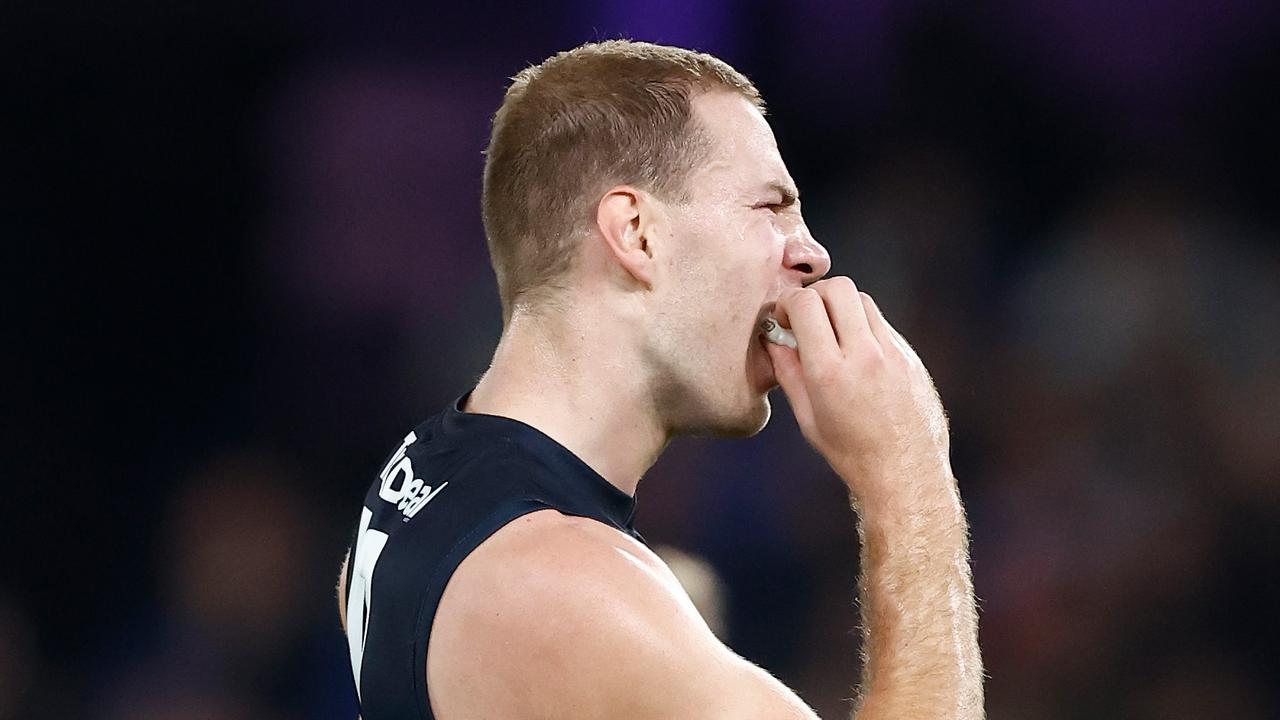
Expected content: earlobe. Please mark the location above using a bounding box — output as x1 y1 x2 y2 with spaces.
596 186 656 288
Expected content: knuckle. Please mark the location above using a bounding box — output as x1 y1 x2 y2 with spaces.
810 277 851 302
896 339 922 366
792 287 822 309
855 347 886 374
829 276 857 292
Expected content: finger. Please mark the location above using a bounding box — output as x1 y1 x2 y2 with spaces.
775 287 840 363
859 292 914 359
807 277 872 348
765 341 815 431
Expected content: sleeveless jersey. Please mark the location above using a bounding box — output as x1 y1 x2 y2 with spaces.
343 392 645 719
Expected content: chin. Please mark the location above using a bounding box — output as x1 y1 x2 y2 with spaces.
706 392 773 439
654 358 774 438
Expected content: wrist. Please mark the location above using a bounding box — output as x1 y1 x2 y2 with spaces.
846 466 967 537
836 452 956 504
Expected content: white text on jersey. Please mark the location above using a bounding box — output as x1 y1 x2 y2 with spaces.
378 431 448 520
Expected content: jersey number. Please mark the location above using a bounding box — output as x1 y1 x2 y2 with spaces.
346 506 389 698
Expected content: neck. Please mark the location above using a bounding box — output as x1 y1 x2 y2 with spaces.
463 305 667 497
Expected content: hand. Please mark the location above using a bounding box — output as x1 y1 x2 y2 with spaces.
766 277 953 504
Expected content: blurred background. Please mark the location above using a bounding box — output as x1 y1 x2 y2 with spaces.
5 1 1279 718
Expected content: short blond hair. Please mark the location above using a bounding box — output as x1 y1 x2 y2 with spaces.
481 40 763 321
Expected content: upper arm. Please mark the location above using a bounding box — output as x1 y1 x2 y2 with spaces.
337 549 349 632
427 511 820 720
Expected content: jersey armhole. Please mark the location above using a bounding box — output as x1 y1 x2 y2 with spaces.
411 496 552 720
344 523 358 612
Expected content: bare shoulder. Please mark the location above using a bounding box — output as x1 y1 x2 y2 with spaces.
427 509 817 720
425 510 687 719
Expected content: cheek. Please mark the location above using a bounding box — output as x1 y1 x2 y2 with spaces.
747 220 788 285
720 226 778 297
664 214 783 326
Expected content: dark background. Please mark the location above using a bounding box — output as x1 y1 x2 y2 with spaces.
5 2 1279 718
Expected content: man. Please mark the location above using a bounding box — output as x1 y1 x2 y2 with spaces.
339 40 983 719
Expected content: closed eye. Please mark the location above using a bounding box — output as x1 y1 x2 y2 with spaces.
753 200 796 214
753 188 799 212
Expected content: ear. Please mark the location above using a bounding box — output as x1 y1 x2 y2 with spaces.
595 185 657 289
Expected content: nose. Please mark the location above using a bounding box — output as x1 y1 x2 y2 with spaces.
782 220 831 286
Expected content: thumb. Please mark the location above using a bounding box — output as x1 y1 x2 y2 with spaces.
765 341 815 432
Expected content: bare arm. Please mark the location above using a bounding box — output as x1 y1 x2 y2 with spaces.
426 510 822 720
337 551 349 632
851 473 981 717
768 278 984 718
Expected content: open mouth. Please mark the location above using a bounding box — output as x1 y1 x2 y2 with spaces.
759 317 797 348
755 302 797 349
756 301 778 328
748 304 790 392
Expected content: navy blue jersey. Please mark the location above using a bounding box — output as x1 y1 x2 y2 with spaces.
343 392 645 719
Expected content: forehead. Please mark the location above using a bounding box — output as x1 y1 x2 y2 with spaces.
688 91 793 195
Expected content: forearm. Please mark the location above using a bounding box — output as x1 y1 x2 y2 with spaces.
763 280 984 717
848 469 984 720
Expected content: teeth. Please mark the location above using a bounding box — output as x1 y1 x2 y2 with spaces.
760 316 798 349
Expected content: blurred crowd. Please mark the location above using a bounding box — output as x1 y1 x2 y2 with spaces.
6 1 1278 719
